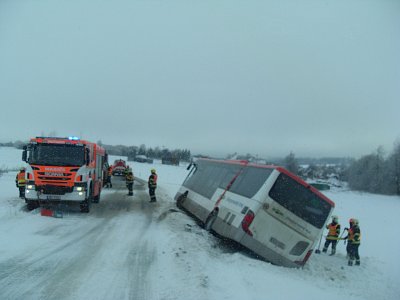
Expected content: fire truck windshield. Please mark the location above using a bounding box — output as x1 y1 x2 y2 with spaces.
28 144 85 166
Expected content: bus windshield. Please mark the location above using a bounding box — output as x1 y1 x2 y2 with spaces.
28 144 85 166
269 173 332 228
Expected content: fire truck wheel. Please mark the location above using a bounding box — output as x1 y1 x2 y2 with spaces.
80 187 92 213
80 200 90 213
26 201 39 211
93 191 100 203
204 209 218 232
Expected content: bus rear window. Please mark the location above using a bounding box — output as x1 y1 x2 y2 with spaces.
268 173 332 228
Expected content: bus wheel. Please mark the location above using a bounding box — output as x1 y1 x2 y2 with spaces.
176 194 187 209
204 210 218 231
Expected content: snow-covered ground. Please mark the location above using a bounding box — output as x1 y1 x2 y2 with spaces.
0 147 25 171
1 148 399 300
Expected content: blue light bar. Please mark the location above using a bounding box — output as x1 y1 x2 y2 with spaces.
68 136 80 141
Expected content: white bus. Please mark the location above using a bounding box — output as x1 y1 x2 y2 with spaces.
175 158 335 267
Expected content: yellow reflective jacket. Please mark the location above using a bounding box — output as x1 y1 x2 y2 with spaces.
16 171 26 187
126 174 134 184
326 222 340 240
349 226 361 245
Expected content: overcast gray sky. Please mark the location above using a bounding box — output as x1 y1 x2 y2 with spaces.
1 0 399 158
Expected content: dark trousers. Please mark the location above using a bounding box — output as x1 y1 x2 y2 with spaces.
127 183 133 195
149 187 156 202
19 186 25 198
323 238 337 254
348 243 360 264
346 242 351 258
107 176 112 188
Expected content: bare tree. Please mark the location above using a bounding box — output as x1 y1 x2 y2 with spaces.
284 151 299 175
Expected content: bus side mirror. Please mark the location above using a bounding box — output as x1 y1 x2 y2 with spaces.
22 145 27 162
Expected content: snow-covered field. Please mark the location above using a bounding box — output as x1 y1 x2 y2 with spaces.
1 148 399 300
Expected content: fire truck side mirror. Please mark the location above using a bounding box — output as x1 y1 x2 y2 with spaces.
85 149 90 166
22 146 27 162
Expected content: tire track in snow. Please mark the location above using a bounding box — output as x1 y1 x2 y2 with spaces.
0 178 158 300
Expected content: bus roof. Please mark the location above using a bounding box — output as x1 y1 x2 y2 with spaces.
197 158 335 207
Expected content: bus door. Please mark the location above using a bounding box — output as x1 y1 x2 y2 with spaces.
212 164 245 210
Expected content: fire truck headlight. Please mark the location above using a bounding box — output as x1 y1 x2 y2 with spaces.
78 192 84 196
27 185 34 190
76 187 83 191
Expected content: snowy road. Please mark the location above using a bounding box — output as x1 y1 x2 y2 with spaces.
0 156 399 300
0 176 161 300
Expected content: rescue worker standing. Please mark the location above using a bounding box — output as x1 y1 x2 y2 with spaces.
148 169 157 202
126 171 134 196
15 167 26 198
107 166 113 188
343 218 355 259
124 165 130 178
322 215 341 255
347 219 361 266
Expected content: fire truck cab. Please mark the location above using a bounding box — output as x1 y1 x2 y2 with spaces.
22 136 108 213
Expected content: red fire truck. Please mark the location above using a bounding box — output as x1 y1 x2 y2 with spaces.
22 136 108 213
112 159 127 176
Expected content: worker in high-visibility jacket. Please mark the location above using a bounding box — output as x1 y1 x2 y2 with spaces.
15 167 26 198
124 165 130 178
107 166 113 188
347 219 361 266
343 218 355 259
126 171 134 196
148 169 157 202
322 215 341 255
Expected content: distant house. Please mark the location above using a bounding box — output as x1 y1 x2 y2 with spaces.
162 155 179 166
131 155 154 163
133 155 148 163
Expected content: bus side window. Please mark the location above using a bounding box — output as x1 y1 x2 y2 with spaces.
230 167 273 198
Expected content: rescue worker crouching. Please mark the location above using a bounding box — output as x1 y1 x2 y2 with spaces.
322 215 341 255
126 171 134 196
148 169 157 202
16 167 26 199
